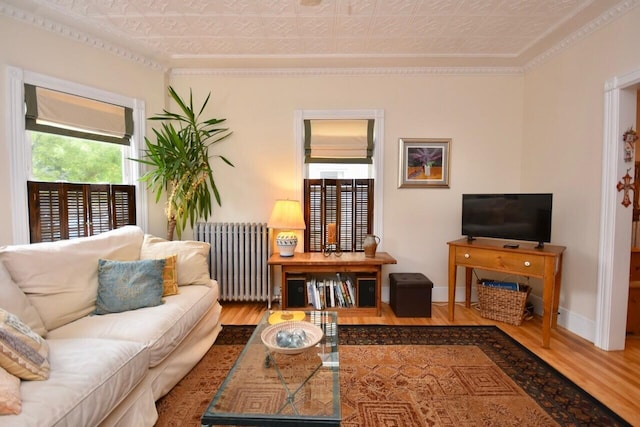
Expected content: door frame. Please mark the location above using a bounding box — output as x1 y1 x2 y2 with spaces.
596 67 640 350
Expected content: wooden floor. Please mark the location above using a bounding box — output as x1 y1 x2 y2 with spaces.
220 300 640 425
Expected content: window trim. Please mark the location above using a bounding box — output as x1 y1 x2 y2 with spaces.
7 66 148 244
294 109 384 241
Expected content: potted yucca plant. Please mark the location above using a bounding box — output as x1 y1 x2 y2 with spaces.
135 86 232 240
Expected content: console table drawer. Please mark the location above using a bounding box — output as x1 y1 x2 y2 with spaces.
454 247 544 276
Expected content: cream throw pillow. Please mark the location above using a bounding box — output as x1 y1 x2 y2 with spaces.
0 261 47 337
0 309 49 381
0 366 21 415
0 226 144 331
140 235 210 286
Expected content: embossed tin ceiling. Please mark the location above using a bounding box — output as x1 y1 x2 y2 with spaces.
0 0 625 69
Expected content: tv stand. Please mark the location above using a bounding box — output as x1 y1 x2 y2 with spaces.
447 238 565 348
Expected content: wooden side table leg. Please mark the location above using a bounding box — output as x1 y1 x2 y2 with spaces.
541 260 557 348
448 245 457 321
465 267 473 308
551 253 564 328
376 267 382 316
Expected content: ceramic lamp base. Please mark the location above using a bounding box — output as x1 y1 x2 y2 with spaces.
276 231 298 257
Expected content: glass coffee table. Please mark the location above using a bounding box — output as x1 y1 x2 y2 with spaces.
201 311 340 426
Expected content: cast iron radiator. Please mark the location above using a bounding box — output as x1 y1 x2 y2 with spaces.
194 222 270 302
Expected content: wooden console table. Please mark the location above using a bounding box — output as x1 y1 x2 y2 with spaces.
268 252 397 316
447 238 566 348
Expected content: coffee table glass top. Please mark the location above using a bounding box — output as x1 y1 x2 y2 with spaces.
201 310 340 426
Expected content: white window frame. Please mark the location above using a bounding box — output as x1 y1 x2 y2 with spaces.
294 109 385 241
6 66 148 244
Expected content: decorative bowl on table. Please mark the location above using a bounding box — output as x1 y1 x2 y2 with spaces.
260 320 324 355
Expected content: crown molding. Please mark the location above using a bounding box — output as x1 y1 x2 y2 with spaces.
0 1 166 72
524 0 640 71
170 66 524 77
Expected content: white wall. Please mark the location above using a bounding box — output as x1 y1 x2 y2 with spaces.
0 14 167 244
523 6 640 336
168 72 524 300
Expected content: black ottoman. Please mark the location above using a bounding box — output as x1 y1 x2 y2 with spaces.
389 273 433 317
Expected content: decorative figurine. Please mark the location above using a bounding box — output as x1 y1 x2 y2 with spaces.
623 127 638 163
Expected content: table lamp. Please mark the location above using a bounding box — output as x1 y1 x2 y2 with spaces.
267 199 306 257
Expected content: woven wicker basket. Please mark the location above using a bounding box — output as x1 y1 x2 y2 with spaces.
477 283 531 326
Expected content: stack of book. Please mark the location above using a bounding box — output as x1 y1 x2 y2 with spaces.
307 273 356 309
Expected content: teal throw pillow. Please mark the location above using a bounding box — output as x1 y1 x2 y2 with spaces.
95 259 165 315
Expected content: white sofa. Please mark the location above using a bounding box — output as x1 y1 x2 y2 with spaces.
0 226 222 426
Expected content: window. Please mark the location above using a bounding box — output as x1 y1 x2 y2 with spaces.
296 111 383 253
23 84 136 243
6 67 146 244
29 132 127 183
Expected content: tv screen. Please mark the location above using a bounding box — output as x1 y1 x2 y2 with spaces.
462 193 552 246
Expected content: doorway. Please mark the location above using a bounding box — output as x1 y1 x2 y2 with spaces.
596 69 640 350
627 90 640 339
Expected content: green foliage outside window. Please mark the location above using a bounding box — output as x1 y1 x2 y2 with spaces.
30 132 124 184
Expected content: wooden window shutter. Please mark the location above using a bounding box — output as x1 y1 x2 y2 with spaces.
354 179 374 250
112 185 136 229
88 184 112 235
28 181 63 243
305 179 324 251
27 181 136 243
66 183 90 239
304 179 373 252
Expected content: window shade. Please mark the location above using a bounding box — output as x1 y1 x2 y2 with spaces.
25 84 133 145
304 119 374 164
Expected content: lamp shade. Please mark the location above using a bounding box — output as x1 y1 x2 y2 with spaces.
267 200 306 230
268 200 306 257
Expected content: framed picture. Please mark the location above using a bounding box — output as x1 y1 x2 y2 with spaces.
398 138 451 188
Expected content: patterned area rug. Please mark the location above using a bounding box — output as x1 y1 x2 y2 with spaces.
155 325 630 426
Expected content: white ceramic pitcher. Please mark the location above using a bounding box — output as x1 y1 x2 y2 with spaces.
363 234 380 257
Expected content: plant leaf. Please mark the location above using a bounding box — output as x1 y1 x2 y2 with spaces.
130 86 232 240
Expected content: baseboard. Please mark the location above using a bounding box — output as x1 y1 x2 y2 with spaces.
527 293 595 343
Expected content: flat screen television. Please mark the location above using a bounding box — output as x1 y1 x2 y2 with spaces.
461 193 553 247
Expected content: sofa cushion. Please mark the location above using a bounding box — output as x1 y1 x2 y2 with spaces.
47 283 218 367
0 261 47 337
1 338 149 427
0 309 49 381
0 226 144 331
140 235 210 286
0 366 21 415
95 259 165 315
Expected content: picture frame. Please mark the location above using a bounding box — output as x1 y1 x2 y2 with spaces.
398 138 451 188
